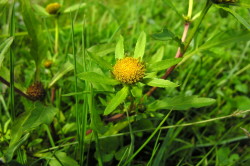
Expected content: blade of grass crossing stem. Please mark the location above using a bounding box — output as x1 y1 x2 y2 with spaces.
79 14 88 165
196 147 215 166
147 130 161 166
9 0 15 121
125 110 135 166
124 110 172 165
89 84 103 166
70 12 80 161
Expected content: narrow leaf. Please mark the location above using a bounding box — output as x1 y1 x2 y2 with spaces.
115 35 125 59
148 58 182 72
87 43 115 56
32 4 50 17
78 72 120 85
4 133 30 162
63 3 87 13
104 86 129 115
215 5 250 30
0 37 14 67
143 78 179 88
87 52 113 70
148 95 216 111
134 32 146 59
49 61 74 88
149 46 164 63
162 0 182 18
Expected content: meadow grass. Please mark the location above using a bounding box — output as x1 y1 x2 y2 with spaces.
0 0 250 165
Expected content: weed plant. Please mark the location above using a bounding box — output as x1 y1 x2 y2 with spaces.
0 0 250 165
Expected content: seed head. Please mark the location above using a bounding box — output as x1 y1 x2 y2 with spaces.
113 57 145 84
46 3 61 15
27 82 46 101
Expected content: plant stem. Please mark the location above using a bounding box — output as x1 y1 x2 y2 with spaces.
124 110 172 165
54 18 59 55
146 0 212 97
184 0 212 52
0 76 34 101
188 0 193 19
9 0 15 120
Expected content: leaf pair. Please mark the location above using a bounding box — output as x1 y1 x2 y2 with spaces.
115 32 146 60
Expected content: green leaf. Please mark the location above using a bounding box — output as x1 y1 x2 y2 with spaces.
20 0 48 66
215 5 250 30
5 102 57 162
10 102 57 146
162 0 182 18
199 31 250 51
78 72 120 85
87 43 115 56
115 35 125 59
152 28 182 46
32 4 50 17
148 58 182 72
87 52 113 70
143 78 179 88
4 133 30 162
0 37 14 67
104 86 129 115
0 0 8 17
49 152 79 166
148 95 216 111
148 46 164 63
134 31 146 59
152 28 175 41
49 61 74 88
63 3 87 13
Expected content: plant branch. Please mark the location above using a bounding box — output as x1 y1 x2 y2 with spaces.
0 76 34 101
146 22 190 97
146 1 212 97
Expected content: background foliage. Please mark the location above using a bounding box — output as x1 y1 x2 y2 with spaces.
0 0 250 165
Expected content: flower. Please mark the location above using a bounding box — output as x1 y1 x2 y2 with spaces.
46 3 61 15
79 32 181 115
113 57 145 84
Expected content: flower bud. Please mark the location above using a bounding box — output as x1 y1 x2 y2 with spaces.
27 82 46 101
45 3 61 15
44 60 53 68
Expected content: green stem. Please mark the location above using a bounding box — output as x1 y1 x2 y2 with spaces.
44 124 55 147
35 63 40 82
187 0 193 19
124 110 172 165
184 0 212 52
9 0 15 121
54 18 59 55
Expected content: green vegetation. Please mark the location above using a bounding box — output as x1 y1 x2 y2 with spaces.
0 0 250 165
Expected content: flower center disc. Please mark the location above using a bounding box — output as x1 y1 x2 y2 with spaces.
113 57 145 84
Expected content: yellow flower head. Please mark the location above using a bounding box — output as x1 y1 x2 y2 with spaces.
113 57 145 84
46 3 61 15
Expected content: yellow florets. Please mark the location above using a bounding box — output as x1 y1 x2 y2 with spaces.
46 3 61 15
113 57 145 84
